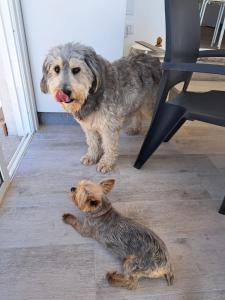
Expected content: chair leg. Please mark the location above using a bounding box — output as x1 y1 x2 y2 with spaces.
200 0 207 17
211 4 225 47
183 78 191 92
217 14 225 49
134 103 186 169
164 119 186 142
219 197 225 215
200 0 209 25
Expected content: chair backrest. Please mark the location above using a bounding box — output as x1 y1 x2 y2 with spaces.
164 0 201 89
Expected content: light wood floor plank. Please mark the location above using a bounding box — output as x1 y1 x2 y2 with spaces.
0 244 95 300
0 122 225 299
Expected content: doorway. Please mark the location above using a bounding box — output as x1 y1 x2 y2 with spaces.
0 0 38 202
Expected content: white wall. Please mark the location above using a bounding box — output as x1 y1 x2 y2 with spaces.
21 0 127 113
124 0 165 55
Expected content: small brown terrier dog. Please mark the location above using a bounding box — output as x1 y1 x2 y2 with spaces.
63 179 174 289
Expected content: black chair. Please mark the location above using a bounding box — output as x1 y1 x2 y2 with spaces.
134 0 225 214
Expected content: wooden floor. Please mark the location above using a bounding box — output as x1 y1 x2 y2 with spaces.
0 121 225 300
201 26 225 49
0 132 22 165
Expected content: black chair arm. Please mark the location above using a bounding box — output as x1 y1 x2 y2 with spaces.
199 50 225 58
162 62 225 75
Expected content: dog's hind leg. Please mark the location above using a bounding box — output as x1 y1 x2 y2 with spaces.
138 95 155 134
123 255 140 274
125 111 142 136
164 271 174 286
80 128 103 165
164 264 174 286
106 271 138 290
106 255 141 289
106 255 139 289
123 255 174 286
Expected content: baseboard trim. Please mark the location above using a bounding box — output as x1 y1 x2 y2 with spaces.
38 112 77 125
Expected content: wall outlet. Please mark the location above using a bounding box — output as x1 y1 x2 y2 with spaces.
125 24 134 37
126 0 135 16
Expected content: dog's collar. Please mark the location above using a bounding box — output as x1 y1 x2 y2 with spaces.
88 202 112 218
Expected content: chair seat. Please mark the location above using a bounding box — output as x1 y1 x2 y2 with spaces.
169 90 225 126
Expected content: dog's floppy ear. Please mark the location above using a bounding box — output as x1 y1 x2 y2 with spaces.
100 179 115 194
84 52 101 94
40 57 50 94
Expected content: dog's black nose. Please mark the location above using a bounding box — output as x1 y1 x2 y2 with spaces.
71 187 76 192
62 88 71 97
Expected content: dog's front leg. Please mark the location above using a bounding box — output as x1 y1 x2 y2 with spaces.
97 127 120 173
80 128 103 165
62 213 91 237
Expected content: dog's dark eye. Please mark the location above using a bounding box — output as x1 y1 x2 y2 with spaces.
71 67 81 75
54 66 60 74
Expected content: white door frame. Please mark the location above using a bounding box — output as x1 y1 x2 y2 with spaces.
0 0 38 202
0 146 10 200
0 0 38 134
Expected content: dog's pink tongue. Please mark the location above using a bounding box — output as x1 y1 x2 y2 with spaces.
56 90 69 102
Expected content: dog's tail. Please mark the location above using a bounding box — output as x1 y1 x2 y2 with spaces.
164 263 174 286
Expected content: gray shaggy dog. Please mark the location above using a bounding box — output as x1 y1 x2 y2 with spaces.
41 43 161 173
63 179 174 289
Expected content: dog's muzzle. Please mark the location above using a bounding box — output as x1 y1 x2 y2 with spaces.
56 90 74 104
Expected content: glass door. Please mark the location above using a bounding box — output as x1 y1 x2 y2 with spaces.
0 0 38 202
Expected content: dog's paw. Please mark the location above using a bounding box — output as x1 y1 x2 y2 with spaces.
106 271 138 290
106 271 118 284
80 154 97 166
97 161 114 173
62 213 76 225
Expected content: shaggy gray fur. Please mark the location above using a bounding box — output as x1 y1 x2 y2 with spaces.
41 43 161 173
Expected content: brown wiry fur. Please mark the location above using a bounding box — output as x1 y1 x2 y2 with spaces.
63 179 174 289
